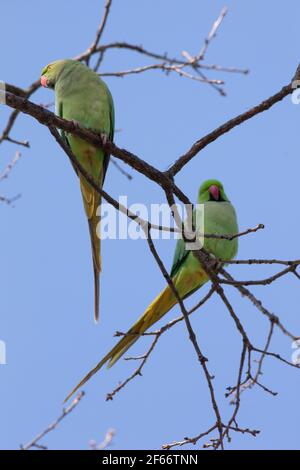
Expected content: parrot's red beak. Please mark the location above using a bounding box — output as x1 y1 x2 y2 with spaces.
40 76 48 87
209 184 220 200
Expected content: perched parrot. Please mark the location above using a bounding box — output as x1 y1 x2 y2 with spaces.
40 59 115 322
65 179 238 401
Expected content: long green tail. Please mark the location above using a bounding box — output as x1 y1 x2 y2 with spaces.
80 175 102 323
64 283 177 402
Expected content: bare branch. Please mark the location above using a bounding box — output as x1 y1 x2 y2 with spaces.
219 264 298 287
78 0 113 65
21 392 85 450
168 78 298 176
220 268 299 340
0 151 22 182
198 6 228 60
100 62 224 84
110 157 133 180
89 428 116 450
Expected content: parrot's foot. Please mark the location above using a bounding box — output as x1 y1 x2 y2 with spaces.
100 132 109 147
70 119 81 128
66 120 82 134
65 120 81 139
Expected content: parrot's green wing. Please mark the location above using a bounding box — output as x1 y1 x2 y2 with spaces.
170 209 198 277
57 100 81 177
170 237 188 278
100 82 115 183
57 82 114 182
170 239 205 301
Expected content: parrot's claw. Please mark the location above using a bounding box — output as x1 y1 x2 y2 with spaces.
100 132 109 147
71 119 81 128
65 120 81 137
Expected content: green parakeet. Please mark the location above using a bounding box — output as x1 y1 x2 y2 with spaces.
40 59 115 322
65 179 238 401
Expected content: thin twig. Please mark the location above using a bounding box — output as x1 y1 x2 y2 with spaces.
100 63 224 84
106 335 160 401
81 0 113 65
21 392 85 450
111 157 132 180
90 428 116 450
198 6 228 60
0 151 22 182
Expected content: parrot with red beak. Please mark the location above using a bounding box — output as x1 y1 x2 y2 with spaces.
40 59 115 323
65 179 238 401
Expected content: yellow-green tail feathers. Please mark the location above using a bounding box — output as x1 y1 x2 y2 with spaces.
64 284 177 402
107 284 177 368
88 213 101 323
80 175 102 323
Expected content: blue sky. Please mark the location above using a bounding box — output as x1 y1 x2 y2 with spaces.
1 0 300 450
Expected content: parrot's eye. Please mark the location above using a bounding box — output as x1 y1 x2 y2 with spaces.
41 65 52 76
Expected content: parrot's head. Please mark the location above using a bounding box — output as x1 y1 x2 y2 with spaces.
40 60 72 89
198 179 229 203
